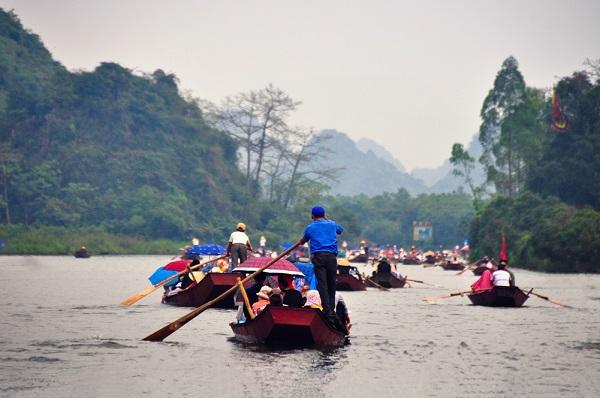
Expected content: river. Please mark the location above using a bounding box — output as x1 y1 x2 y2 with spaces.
0 255 598 397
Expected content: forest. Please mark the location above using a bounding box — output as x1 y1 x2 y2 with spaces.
1 9 598 272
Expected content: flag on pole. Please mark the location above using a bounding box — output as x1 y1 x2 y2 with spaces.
551 89 569 132
499 234 508 262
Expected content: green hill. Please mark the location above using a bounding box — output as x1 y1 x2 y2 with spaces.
0 9 246 240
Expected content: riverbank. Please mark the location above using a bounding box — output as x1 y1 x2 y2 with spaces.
0 225 182 255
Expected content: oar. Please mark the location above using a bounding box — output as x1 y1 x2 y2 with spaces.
405 278 444 288
120 255 227 306
363 274 389 291
524 288 573 308
456 262 477 276
142 239 303 342
422 289 473 303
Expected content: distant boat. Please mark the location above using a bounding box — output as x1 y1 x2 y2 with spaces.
441 260 465 271
74 247 90 258
230 306 347 347
368 273 406 288
468 286 531 307
336 259 368 291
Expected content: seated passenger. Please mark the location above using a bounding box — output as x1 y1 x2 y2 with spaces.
269 293 283 307
335 292 351 333
376 257 392 274
278 275 303 307
303 290 323 310
252 286 272 315
492 261 513 287
471 262 494 291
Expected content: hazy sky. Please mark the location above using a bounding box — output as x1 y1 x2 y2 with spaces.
2 0 599 170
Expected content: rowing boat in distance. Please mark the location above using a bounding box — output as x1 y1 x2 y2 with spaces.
336 260 368 291
468 286 531 307
368 273 406 288
441 261 465 271
162 272 242 308
230 306 347 347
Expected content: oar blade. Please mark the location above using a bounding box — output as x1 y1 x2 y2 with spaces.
120 285 158 306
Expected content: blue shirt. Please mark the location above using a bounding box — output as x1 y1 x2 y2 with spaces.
302 219 344 255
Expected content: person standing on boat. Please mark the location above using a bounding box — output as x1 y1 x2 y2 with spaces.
299 206 344 323
227 222 254 269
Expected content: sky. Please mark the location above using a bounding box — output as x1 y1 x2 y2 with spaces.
2 0 599 170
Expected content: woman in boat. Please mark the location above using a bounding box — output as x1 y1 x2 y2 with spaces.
471 262 494 291
227 222 254 269
303 290 323 310
374 257 392 276
335 292 351 332
252 286 273 315
491 261 513 287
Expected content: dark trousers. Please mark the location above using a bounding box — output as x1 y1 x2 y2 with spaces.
312 252 337 316
231 244 248 268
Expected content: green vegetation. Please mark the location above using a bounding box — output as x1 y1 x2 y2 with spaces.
451 57 600 272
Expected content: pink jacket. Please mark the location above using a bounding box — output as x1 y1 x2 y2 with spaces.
471 269 493 291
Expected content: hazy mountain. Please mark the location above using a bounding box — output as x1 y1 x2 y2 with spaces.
356 138 406 172
317 130 428 196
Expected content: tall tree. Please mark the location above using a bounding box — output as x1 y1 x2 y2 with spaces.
479 56 526 197
450 143 483 209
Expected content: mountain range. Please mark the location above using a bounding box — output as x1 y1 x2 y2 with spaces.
317 129 484 196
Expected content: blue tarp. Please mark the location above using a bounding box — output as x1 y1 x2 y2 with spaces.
294 262 317 290
185 244 226 255
148 266 179 287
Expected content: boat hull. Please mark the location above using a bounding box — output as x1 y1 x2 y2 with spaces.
369 273 406 288
162 273 242 308
468 286 530 307
348 253 368 263
402 258 421 265
442 262 465 271
336 274 368 291
230 306 346 347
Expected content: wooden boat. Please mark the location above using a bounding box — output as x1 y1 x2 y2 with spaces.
368 272 406 288
348 253 368 263
74 250 90 258
230 306 347 347
468 286 531 307
336 273 368 291
441 261 465 271
162 272 242 308
402 256 421 265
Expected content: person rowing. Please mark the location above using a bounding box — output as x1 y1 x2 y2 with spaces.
492 260 515 287
299 205 344 326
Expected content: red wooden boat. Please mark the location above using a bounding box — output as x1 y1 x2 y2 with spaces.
336 273 368 291
230 306 347 347
162 272 242 308
368 273 406 288
468 286 531 307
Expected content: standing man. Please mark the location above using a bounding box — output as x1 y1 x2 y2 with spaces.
299 206 344 323
227 222 253 269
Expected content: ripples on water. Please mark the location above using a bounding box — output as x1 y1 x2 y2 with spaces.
0 256 598 397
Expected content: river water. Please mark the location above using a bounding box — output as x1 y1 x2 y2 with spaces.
0 255 598 397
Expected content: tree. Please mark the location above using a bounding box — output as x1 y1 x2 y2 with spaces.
479 56 526 197
450 143 483 209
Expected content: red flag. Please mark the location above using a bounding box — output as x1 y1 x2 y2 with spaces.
499 234 508 262
551 89 568 132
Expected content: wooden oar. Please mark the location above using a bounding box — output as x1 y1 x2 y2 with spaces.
524 288 573 308
363 274 389 291
405 278 444 288
142 239 303 342
456 262 477 276
422 289 473 303
120 255 227 306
